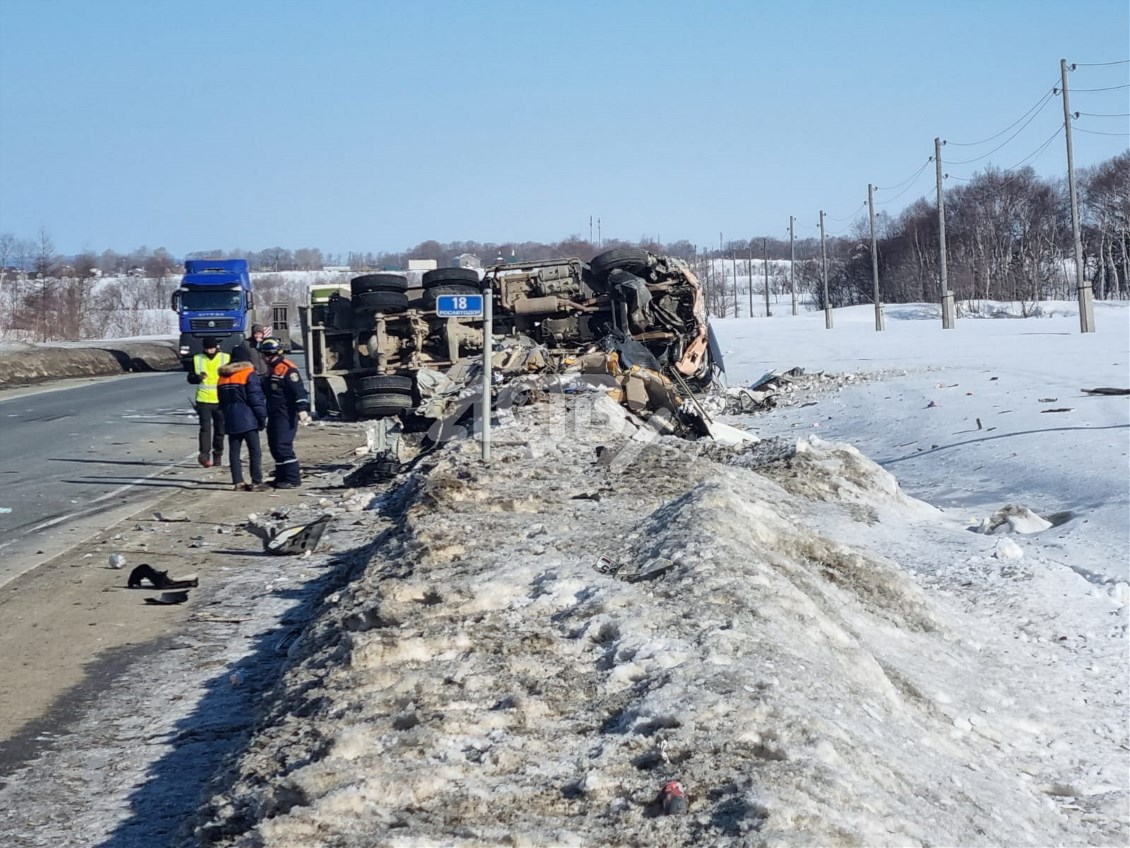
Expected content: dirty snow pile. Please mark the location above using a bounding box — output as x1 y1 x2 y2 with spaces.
192 394 1127 845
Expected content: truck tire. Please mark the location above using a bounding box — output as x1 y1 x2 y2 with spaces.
425 284 479 309
590 247 651 277
355 392 415 418
356 374 413 395
352 274 408 295
352 291 409 314
422 267 480 288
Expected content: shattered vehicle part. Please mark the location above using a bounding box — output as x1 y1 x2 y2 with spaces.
143 591 189 606
248 515 333 556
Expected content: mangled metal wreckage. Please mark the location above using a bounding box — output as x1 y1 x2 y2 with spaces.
300 247 729 444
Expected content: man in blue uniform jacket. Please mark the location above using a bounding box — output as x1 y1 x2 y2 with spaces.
257 338 310 489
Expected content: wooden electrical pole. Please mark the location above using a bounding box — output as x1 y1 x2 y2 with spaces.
789 215 797 315
820 210 832 329
748 244 753 317
731 245 738 317
868 183 885 331
762 238 771 317
719 232 726 316
936 138 955 328
1061 58 1096 332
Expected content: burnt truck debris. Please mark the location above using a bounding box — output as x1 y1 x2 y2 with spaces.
298 247 729 440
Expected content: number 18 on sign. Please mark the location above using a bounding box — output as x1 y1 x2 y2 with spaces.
435 294 484 318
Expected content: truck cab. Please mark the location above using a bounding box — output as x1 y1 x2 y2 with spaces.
171 259 254 367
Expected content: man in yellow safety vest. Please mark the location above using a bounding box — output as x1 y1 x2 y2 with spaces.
187 336 231 467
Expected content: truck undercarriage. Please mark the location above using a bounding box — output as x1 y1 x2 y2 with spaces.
300 248 725 436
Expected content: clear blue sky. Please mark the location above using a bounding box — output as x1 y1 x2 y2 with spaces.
0 0 1127 258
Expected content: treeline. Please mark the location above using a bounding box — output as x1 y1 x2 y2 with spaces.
1 153 1126 338
696 153 1129 315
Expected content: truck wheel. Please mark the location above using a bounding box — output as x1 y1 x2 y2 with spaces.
355 392 415 418
352 291 409 314
590 247 651 277
425 284 479 308
356 374 413 395
422 267 480 288
352 274 408 295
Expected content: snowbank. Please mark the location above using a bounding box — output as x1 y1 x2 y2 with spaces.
0 338 181 386
192 400 1125 846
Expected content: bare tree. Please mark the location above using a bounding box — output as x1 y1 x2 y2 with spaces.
1080 152 1130 300
34 228 57 278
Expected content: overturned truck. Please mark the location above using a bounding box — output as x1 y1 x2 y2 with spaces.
299 247 724 430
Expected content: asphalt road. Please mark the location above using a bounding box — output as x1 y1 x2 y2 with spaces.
0 370 205 586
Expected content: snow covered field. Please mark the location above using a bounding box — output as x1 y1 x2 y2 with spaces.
0 301 1125 847
715 300 1130 586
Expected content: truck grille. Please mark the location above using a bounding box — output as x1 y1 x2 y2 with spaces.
189 318 236 330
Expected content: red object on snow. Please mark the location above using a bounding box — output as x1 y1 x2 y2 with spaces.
661 780 687 815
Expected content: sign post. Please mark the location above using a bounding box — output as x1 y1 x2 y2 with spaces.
481 281 492 464
434 291 490 463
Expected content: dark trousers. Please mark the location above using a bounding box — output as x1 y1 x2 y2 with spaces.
266 413 300 484
228 430 263 485
196 402 225 458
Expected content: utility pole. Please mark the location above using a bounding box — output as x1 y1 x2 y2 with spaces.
936 138 956 328
718 232 724 316
763 238 771 317
731 245 738 317
589 216 593 246
868 183 885 331
597 218 602 248
820 210 832 329
1061 58 1096 332
789 215 797 315
481 273 493 464
748 243 753 317
703 243 712 315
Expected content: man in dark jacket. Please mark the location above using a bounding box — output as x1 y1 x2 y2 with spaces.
217 346 269 491
258 338 310 489
246 324 269 377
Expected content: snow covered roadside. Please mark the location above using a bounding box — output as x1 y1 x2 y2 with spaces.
0 337 180 386
190 394 1127 846
0 302 1121 847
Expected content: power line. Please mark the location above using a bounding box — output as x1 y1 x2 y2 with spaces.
1076 111 1130 117
1074 126 1130 136
1072 59 1130 67
876 158 934 206
946 92 1058 164
942 126 1064 191
875 157 932 191
1005 125 1064 170
823 201 867 223
1070 84 1130 92
945 83 1058 146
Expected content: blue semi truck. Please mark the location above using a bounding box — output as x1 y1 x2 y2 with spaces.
171 258 256 368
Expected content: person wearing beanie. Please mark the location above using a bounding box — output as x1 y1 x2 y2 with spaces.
218 346 269 491
186 337 230 468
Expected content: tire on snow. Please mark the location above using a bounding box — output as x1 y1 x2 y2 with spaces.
355 374 414 395
354 392 415 419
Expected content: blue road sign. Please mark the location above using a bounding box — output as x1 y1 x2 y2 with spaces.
435 293 484 317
